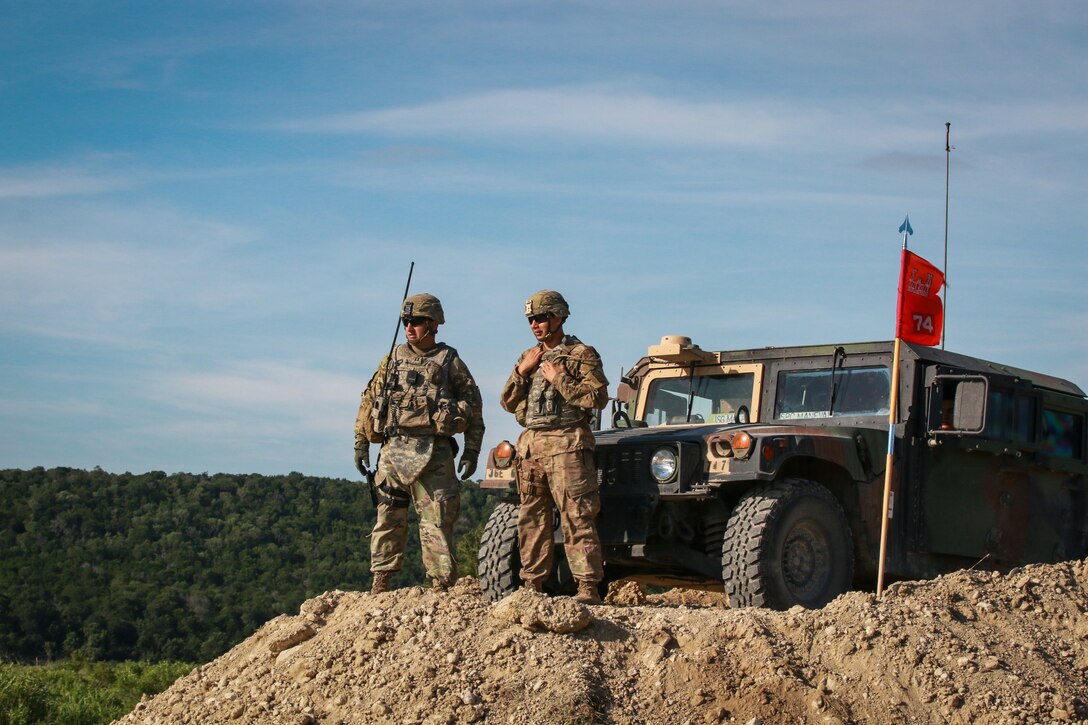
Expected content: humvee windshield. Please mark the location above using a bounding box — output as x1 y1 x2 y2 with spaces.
774 366 890 419
644 373 755 425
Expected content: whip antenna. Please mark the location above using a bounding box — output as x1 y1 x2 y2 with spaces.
942 123 952 349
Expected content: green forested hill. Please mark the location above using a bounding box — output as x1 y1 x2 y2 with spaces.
0 467 496 664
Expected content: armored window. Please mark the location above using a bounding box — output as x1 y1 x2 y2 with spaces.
984 389 1015 442
1040 409 1084 459
644 373 755 426
1016 395 1036 443
775 366 891 420
981 389 1038 444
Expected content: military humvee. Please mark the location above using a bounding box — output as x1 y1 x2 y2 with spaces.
478 336 1088 609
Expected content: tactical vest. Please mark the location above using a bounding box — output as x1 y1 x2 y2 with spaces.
523 337 590 430
382 343 462 437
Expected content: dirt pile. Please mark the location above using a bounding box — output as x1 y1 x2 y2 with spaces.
116 559 1088 724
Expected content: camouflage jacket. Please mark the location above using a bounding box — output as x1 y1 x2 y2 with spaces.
355 342 485 454
500 335 608 456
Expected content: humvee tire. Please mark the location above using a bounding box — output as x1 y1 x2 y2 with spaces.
722 479 854 609
477 501 583 602
478 502 521 603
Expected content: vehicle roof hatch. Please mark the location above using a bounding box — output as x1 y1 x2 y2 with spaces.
648 335 718 364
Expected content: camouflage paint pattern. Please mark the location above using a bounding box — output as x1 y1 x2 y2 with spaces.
515 449 604 585
370 437 461 584
357 340 485 583
501 334 609 586
355 343 485 457
401 293 445 324
500 336 609 456
380 434 435 489
523 289 570 319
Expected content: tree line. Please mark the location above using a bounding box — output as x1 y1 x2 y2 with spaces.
0 467 497 664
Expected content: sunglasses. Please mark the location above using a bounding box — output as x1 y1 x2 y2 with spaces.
527 313 551 324
402 316 430 326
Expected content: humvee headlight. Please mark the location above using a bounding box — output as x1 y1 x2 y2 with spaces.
494 440 515 469
650 447 678 483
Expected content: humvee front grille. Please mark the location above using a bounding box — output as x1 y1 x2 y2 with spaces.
596 448 649 489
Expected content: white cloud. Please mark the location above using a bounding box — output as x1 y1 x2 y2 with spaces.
160 361 356 410
147 360 363 441
283 86 1088 153
0 164 139 199
283 87 822 147
0 200 259 346
957 102 1088 139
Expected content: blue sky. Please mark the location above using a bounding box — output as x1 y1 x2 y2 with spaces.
2 1 1085 478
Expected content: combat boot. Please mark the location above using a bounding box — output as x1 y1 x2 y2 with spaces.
522 579 543 593
431 578 448 592
371 571 392 594
574 582 602 605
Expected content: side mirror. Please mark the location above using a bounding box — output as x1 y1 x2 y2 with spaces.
952 379 987 433
929 374 988 435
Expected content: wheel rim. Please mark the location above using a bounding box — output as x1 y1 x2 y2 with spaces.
781 522 830 601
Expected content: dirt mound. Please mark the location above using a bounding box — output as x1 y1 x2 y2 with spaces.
116 560 1088 724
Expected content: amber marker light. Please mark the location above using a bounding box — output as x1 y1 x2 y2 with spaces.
494 440 515 469
760 436 789 462
730 431 753 459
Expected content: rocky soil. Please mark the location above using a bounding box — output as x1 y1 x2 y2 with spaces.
116 559 1088 724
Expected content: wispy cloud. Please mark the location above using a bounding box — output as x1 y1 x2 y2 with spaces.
282 87 1088 152
0 158 275 200
0 163 141 199
0 200 259 346
149 360 360 433
280 87 827 147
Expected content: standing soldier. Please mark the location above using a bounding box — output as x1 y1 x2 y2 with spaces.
500 290 609 604
354 293 484 593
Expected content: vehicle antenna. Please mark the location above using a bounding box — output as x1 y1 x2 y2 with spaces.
942 122 953 349
388 261 415 360
369 262 414 486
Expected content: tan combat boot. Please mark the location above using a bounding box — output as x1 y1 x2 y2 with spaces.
371 571 392 594
431 578 448 592
522 579 543 593
574 581 602 605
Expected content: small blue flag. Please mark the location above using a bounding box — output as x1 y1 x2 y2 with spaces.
899 216 913 236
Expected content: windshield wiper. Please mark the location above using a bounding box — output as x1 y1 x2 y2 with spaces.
684 363 696 423
828 346 847 415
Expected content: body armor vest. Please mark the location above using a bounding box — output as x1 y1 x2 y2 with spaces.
523 337 589 430
382 343 461 436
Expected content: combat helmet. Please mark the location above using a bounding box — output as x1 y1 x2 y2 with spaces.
524 290 570 319
401 293 445 324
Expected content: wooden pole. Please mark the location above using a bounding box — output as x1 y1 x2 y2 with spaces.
877 232 911 597
876 336 902 597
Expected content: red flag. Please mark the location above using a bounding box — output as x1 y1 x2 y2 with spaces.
896 249 944 346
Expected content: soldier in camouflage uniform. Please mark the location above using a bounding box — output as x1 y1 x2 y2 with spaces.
354 293 484 594
500 290 609 604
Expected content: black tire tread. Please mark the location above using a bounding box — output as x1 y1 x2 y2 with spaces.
478 502 521 603
722 479 853 610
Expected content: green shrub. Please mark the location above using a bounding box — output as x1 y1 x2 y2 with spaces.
0 659 194 725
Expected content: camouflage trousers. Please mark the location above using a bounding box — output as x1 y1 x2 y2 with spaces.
370 439 460 585
516 448 603 586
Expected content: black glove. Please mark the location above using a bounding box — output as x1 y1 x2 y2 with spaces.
354 445 370 476
458 449 479 480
